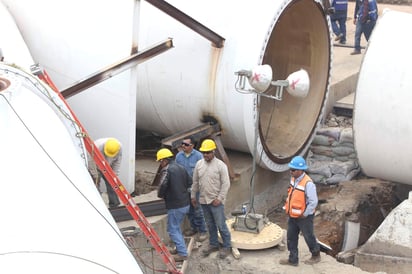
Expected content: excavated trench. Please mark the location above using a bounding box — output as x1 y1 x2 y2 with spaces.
267 178 404 257
132 151 403 260
132 128 407 260
132 99 412 268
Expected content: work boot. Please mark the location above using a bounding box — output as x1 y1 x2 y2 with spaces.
334 33 343 41
279 258 298 266
109 203 120 209
196 232 208 242
218 247 231 259
168 246 177 255
304 252 321 265
173 254 188 262
201 245 219 257
184 229 197 237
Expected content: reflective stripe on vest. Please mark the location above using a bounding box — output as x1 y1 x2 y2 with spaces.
284 174 311 218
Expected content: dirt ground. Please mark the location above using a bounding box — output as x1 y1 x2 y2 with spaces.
129 170 403 274
131 119 407 274
131 127 405 273
181 178 399 274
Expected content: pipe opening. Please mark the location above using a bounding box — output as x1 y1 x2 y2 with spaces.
260 1 330 164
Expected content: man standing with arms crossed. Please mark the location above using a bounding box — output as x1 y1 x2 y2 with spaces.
176 137 208 242
279 156 321 266
191 139 232 259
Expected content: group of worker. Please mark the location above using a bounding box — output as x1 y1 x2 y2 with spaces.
156 138 321 266
329 0 378 55
156 138 232 262
92 136 321 266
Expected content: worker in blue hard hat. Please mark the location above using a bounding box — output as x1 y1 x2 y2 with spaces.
279 156 321 266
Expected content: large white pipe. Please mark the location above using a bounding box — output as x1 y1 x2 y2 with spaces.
0 64 143 273
2 0 332 185
136 0 332 172
1 0 138 191
353 9 412 186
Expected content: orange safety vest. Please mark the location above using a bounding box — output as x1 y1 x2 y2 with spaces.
284 174 311 218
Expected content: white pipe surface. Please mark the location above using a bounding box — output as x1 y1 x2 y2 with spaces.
135 0 332 172
0 64 142 273
2 0 332 182
353 10 412 186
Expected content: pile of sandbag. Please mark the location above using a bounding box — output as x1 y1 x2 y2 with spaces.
306 127 361 185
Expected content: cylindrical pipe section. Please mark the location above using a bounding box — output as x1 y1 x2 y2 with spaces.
136 0 331 171
353 10 412 185
3 0 332 172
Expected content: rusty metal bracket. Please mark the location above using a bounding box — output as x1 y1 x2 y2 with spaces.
161 123 220 150
152 123 238 186
145 0 225 48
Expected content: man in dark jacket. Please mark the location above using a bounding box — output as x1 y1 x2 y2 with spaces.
156 148 192 262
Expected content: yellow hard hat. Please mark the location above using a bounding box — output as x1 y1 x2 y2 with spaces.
104 138 121 158
199 139 216 152
156 148 174 161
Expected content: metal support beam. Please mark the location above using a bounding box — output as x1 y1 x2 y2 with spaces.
145 0 225 48
109 200 167 222
61 38 174 98
161 123 221 150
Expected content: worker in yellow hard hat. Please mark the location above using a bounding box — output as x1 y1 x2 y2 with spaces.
156 147 192 262
91 138 122 208
191 139 232 259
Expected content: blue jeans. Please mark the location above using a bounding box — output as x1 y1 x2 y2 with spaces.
188 192 207 233
167 205 190 256
330 10 347 43
201 203 231 248
286 214 320 264
354 19 376 51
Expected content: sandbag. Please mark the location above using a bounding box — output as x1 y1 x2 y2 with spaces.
317 127 341 141
312 135 338 146
307 160 332 177
307 116 360 185
339 128 353 144
331 146 355 156
329 160 358 176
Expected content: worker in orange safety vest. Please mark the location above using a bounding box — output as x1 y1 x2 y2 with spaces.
279 156 321 266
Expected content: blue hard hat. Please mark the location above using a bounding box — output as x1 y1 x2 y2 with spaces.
288 156 307 170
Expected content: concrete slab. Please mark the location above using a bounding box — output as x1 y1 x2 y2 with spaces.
354 192 412 274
